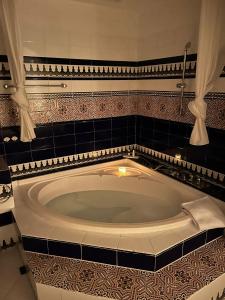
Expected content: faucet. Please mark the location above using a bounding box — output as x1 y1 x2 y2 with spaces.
176 41 191 115
0 184 12 203
123 149 139 159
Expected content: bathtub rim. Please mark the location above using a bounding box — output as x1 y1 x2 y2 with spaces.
14 158 205 234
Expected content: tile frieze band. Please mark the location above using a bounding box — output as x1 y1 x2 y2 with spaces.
1 54 224 80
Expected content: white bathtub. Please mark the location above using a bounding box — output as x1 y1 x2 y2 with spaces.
16 159 206 234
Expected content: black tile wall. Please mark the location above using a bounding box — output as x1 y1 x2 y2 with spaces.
0 116 136 166
0 211 14 227
82 245 116 265
206 228 224 242
22 236 48 254
0 170 11 183
0 115 224 174
48 240 81 259
155 243 183 270
0 127 9 183
183 232 207 255
137 116 225 174
117 250 155 271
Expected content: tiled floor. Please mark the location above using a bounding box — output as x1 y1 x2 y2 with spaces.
0 245 36 300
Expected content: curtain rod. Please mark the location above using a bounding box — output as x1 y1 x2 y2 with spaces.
3 83 67 89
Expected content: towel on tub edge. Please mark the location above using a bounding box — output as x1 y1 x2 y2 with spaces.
182 196 225 231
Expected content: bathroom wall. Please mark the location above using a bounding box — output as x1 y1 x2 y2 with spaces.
0 0 225 176
137 0 201 60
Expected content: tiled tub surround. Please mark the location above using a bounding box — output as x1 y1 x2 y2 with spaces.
13 159 225 264
24 237 225 300
10 156 225 299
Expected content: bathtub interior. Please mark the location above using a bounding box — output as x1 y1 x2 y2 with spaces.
19 159 208 234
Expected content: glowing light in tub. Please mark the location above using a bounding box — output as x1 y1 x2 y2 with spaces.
102 166 142 177
118 166 127 176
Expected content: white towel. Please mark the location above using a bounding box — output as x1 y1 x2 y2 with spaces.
182 196 225 231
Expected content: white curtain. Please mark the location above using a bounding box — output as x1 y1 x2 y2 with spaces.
188 0 225 146
0 0 36 142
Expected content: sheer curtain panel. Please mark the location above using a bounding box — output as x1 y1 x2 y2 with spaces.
188 0 225 145
0 0 36 142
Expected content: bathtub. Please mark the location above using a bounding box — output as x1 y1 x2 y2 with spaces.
16 159 205 234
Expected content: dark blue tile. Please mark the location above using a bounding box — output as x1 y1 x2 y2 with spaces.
183 232 207 255
5 141 31 154
76 142 94 154
117 250 155 271
0 155 9 171
75 120 94 134
32 149 55 161
53 122 74 136
95 130 111 141
127 115 136 127
206 157 225 174
0 211 14 227
111 137 125 147
94 118 111 131
127 126 135 136
140 116 154 130
168 134 188 148
54 134 75 147
0 170 11 183
95 139 111 150
76 132 94 144
0 142 5 155
1 126 20 139
208 127 225 148
112 117 127 129
206 228 224 242
127 135 135 144
152 130 169 142
0 129 3 143
155 243 183 270
35 124 53 138
31 137 54 151
112 128 127 139
169 121 188 137
6 151 32 165
151 140 169 151
55 145 75 157
82 245 116 265
22 236 48 254
140 128 154 139
153 118 170 132
48 240 81 259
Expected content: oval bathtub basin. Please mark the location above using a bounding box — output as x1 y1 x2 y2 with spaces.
27 164 199 234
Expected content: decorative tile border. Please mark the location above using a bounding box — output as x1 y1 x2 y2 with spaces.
1 54 224 80
9 145 133 180
0 90 225 129
0 92 138 127
0 54 193 80
136 92 225 130
21 228 224 273
25 237 225 300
